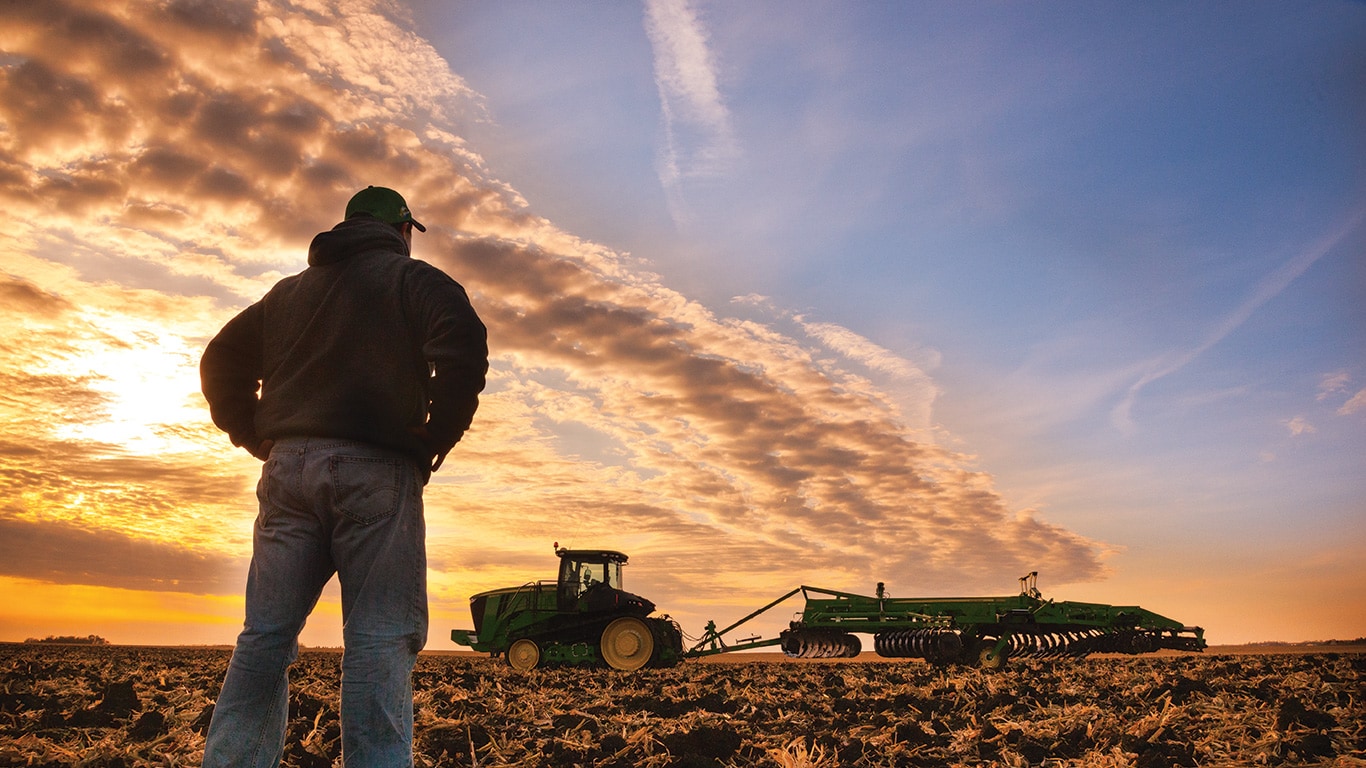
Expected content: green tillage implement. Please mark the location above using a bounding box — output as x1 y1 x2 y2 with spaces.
689 573 1205 669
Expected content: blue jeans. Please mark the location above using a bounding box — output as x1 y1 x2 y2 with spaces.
203 438 428 768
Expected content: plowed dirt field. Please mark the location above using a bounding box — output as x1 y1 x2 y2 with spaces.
1 644 1361 767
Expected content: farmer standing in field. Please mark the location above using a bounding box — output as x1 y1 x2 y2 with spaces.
199 186 488 767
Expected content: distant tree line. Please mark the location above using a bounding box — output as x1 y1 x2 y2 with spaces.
23 634 110 645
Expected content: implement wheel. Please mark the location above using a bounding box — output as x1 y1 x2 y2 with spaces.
506 638 541 671
601 617 654 671
978 644 1008 670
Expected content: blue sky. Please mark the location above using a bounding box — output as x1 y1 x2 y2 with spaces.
0 0 1361 645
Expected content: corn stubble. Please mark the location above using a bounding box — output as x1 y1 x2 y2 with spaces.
0 645 1361 767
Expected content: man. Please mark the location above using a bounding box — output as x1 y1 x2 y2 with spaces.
199 186 488 767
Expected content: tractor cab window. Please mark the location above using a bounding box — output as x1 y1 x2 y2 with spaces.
558 556 623 600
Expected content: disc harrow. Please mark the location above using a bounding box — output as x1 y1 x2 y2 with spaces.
686 572 1205 668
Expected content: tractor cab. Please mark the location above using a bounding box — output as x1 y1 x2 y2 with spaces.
555 546 630 611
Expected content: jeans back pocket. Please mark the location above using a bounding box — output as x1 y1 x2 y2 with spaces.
329 455 404 525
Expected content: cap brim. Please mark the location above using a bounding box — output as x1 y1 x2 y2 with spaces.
410 219 427 232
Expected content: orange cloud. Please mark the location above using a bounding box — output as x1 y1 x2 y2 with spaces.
0 517 244 593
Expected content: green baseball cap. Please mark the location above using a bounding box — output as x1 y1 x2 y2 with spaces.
345 186 426 232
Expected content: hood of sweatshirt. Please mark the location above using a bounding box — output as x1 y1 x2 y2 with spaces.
307 214 409 267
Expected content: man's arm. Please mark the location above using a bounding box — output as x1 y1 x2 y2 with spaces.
200 302 271 459
407 262 489 471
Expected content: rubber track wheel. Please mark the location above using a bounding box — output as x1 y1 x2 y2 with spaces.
507 638 540 671
601 617 654 671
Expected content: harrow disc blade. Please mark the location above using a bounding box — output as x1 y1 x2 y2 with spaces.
873 629 962 661
780 629 861 658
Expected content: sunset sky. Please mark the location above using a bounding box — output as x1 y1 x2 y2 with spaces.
1 0 1362 649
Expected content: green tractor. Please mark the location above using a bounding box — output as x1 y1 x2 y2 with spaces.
450 544 684 671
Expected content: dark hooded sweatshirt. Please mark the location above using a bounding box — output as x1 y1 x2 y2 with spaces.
200 214 488 471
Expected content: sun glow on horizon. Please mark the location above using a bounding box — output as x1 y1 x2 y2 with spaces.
0 577 242 640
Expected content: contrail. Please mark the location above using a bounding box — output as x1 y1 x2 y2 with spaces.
1112 206 1366 432
642 0 739 226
